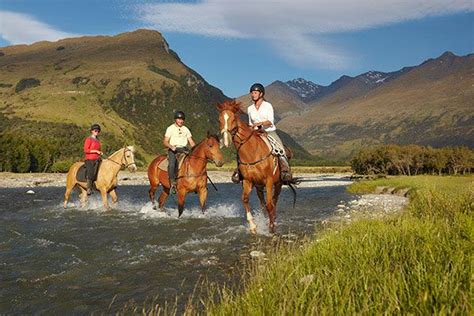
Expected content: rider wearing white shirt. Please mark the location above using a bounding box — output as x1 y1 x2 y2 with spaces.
247 101 276 132
231 83 293 183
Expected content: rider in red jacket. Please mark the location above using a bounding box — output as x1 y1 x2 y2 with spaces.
84 124 103 195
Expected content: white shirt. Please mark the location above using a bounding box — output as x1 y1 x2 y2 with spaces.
165 124 192 147
247 100 276 132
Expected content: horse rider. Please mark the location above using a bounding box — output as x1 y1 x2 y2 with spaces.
84 123 103 195
231 83 293 183
163 111 196 194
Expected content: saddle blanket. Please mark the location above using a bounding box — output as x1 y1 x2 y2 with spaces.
259 134 287 157
76 161 101 182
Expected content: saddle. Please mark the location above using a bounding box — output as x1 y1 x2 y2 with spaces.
76 161 101 182
157 153 187 172
258 134 290 158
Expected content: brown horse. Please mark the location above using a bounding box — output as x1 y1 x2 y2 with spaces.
64 146 137 209
217 100 296 233
147 133 224 216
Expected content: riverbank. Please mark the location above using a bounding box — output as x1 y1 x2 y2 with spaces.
199 176 472 315
0 171 353 188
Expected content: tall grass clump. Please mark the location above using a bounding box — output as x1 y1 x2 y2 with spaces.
204 176 473 315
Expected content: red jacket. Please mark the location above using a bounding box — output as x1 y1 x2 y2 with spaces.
84 136 101 160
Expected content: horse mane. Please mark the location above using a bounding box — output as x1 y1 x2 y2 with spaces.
190 133 219 154
109 146 135 158
216 99 243 113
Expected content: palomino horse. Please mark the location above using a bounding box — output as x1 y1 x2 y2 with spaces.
217 100 296 233
64 146 137 209
147 133 224 216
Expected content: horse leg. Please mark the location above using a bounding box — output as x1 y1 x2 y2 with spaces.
256 185 266 211
265 179 276 233
99 188 109 209
242 180 257 234
63 183 74 208
177 188 186 218
273 182 282 206
79 186 88 208
149 184 158 210
198 186 208 214
109 189 118 204
158 187 170 210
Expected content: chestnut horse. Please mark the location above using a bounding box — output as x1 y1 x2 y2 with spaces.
64 146 137 209
147 134 224 216
217 100 296 233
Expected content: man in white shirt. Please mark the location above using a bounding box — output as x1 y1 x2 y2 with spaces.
163 111 196 193
231 83 293 182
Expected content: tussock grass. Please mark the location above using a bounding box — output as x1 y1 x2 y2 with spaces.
203 176 473 315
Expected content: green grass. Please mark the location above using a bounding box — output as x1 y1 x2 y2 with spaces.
348 175 472 194
201 176 473 315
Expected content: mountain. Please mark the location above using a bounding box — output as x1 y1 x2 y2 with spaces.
276 52 474 159
0 29 312 172
285 78 324 102
235 67 413 120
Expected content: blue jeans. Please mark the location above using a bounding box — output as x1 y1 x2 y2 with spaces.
168 147 187 185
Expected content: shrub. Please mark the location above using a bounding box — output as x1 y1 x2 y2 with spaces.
50 159 74 173
15 78 41 93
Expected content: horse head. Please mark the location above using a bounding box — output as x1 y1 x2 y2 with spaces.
216 100 242 148
204 131 224 167
123 146 137 172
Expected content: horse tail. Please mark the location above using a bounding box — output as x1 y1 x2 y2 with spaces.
283 177 301 208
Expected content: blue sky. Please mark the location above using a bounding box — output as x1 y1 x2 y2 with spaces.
1 0 473 97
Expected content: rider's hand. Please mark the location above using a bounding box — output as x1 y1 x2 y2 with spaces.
171 145 177 151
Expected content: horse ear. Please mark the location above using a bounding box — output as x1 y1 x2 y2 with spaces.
216 102 223 111
207 130 210 137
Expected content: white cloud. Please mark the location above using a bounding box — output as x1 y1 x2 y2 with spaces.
0 11 79 45
134 0 473 69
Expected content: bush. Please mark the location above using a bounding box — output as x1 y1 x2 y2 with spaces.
50 159 74 173
15 78 41 93
352 144 473 175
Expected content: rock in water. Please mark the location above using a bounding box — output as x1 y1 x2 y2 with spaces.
26 190 35 194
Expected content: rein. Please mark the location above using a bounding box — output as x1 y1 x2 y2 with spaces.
176 141 215 179
231 124 272 166
104 148 134 169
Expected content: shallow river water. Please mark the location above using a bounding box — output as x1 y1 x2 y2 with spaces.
0 176 353 313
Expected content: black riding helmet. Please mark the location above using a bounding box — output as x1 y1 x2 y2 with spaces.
90 123 101 131
249 83 265 95
174 111 185 120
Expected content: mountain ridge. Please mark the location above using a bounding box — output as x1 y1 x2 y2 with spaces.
0 29 312 172
236 51 473 160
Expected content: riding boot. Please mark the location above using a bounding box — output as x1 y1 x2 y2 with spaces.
231 168 241 184
86 179 93 195
278 156 293 182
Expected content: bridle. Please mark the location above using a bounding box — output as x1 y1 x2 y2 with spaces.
176 138 219 179
105 147 136 169
220 113 271 165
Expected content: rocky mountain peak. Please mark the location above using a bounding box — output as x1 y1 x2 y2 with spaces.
285 78 324 102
